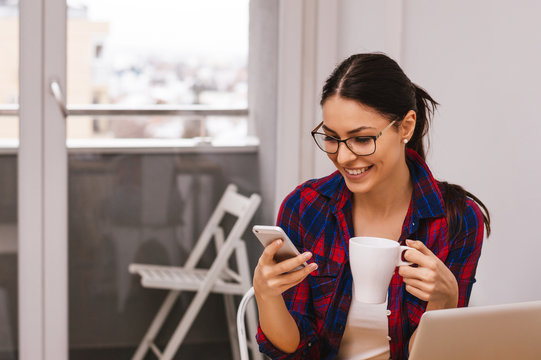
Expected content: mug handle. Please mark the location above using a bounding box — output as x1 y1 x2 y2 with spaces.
397 245 413 266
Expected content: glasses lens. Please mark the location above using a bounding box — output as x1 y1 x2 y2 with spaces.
346 137 375 156
313 133 338 153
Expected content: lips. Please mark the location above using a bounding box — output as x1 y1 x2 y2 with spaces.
344 165 373 176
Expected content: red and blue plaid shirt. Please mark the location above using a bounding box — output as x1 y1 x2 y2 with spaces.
256 149 484 359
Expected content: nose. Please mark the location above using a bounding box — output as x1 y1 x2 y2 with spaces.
335 142 357 164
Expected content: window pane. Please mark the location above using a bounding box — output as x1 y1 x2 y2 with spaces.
0 0 19 140
0 1 19 358
68 152 261 359
66 0 249 141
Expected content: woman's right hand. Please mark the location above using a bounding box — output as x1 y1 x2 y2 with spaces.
253 239 318 299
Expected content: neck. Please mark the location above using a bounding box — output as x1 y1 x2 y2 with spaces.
353 158 412 218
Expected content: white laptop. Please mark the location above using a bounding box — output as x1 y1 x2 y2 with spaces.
409 300 541 360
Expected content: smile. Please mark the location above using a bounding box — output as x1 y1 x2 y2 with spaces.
344 165 373 175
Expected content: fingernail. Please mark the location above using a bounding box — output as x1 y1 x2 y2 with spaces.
304 252 312 260
310 263 318 271
276 239 283 246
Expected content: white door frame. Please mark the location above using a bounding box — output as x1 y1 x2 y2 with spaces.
18 0 68 358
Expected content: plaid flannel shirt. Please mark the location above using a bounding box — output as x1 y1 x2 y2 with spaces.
256 149 484 360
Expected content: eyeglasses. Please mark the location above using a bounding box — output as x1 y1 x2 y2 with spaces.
311 120 397 156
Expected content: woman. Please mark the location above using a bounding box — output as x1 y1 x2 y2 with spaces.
253 53 490 360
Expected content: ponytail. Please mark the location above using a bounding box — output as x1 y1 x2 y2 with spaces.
406 84 438 160
408 84 491 239
439 181 492 239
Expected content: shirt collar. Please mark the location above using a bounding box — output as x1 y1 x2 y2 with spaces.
310 148 445 220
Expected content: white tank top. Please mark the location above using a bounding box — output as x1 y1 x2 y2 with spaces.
337 289 391 360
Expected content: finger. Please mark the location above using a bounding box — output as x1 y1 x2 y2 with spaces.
400 263 437 284
271 252 313 276
281 263 317 291
267 262 318 292
398 264 422 279
278 262 318 286
405 239 434 257
402 277 433 294
402 247 426 266
405 284 429 302
260 239 283 264
403 247 436 269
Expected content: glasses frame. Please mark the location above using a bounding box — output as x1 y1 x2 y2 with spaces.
311 120 397 156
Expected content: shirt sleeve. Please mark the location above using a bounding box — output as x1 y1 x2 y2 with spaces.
255 186 322 359
445 198 485 307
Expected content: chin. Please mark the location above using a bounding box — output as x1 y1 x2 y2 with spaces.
340 171 375 195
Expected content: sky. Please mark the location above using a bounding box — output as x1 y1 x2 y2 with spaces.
69 0 249 62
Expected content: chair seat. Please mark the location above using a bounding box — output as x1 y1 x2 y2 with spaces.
129 263 245 295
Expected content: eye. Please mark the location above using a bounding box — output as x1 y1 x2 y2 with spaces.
323 134 338 142
352 136 372 145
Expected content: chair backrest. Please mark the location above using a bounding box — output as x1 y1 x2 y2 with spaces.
184 184 261 270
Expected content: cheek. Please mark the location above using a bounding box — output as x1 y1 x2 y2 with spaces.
378 147 402 172
372 142 402 167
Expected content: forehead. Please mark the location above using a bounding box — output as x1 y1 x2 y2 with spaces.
321 96 389 132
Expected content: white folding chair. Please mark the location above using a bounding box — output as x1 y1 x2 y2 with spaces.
129 184 261 360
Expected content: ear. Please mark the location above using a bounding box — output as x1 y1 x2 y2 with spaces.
400 110 416 141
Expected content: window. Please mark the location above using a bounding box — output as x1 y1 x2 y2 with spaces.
0 0 19 142
66 0 250 144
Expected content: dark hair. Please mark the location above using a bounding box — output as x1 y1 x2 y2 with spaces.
321 53 491 238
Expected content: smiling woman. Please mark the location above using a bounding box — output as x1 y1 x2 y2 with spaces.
253 53 491 360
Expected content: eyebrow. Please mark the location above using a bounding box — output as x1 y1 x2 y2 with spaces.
322 124 376 135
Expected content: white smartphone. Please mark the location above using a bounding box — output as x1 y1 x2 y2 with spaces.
252 225 307 271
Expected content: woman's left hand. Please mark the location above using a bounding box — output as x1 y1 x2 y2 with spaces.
398 239 458 309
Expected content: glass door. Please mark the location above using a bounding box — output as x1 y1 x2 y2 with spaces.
64 0 251 358
0 1 19 359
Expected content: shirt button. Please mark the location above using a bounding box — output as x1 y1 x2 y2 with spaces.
386 310 391 316
338 324 345 331
307 342 312 347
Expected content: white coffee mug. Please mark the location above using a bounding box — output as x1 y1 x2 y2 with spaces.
349 237 413 304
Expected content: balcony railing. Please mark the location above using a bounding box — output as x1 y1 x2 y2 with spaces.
0 104 17 116
0 104 256 154
0 104 248 117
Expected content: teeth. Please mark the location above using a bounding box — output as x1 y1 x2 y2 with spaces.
345 166 371 175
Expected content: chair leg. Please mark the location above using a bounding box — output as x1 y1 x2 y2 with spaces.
160 286 214 359
224 294 241 360
245 297 263 360
132 290 180 360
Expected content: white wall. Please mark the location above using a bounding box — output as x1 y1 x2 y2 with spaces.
332 0 541 305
